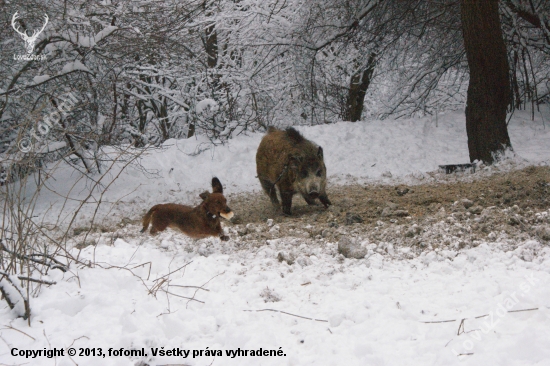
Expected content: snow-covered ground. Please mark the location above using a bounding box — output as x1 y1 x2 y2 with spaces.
1 108 550 365
22 108 550 229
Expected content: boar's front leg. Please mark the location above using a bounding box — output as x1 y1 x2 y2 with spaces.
301 193 317 206
319 194 332 208
280 190 294 216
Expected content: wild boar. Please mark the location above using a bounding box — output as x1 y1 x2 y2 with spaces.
141 177 234 240
256 127 331 215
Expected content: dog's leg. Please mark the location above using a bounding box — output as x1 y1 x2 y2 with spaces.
141 208 155 233
150 216 169 235
216 222 229 241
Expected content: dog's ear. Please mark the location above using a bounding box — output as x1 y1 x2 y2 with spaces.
212 177 223 194
199 191 210 200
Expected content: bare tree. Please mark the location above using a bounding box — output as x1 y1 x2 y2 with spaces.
501 0 550 113
346 52 377 122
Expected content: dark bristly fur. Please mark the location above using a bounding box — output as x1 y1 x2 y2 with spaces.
141 177 233 241
256 127 331 215
285 127 305 144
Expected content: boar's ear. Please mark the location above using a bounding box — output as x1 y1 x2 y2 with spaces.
199 191 210 200
317 146 324 158
212 177 223 194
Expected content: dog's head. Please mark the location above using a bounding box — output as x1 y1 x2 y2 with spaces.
199 177 234 220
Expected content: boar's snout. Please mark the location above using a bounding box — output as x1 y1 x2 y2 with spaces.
306 182 322 198
308 192 320 199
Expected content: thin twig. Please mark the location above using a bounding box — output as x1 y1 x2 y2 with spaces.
160 289 205 304
1 325 36 340
421 307 542 324
457 318 465 335
0 243 68 272
169 285 210 292
152 261 194 283
421 319 457 324
244 308 328 322
507 307 539 313
0 272 56 286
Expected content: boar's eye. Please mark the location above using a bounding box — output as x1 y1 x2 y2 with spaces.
301 169 308 178
316 169 322 177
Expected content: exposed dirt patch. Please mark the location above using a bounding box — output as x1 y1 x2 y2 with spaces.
77 166 550 261
225 166 550 256
231 165 550 224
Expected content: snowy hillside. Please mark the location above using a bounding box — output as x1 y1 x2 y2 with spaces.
1 108 550 366
21 108 550 229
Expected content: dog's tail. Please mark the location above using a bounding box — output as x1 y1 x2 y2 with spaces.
141 206 158 233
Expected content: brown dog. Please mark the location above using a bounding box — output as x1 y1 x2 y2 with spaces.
141 177 234 241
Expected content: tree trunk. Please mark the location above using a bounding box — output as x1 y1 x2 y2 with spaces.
206 23 218 69
460 0 512 164
511 50 522 110
346 53 376 122
202 18 218 137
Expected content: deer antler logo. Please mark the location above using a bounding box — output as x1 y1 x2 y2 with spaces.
12 12 49 55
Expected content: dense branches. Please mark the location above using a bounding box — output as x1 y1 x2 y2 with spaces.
0 0 548 170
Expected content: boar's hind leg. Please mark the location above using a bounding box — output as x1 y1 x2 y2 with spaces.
260 178 280 207
281 190 294 216
319 194 332 208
